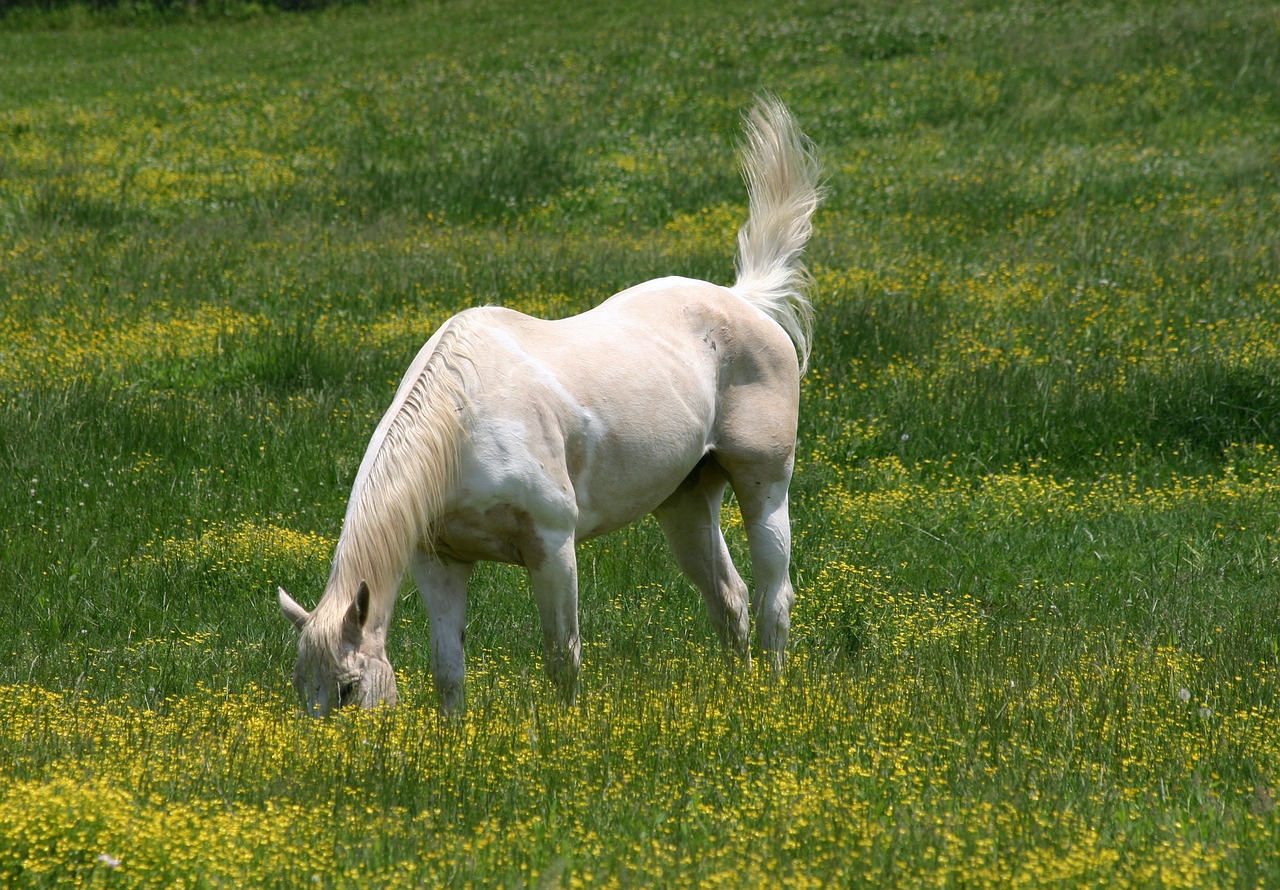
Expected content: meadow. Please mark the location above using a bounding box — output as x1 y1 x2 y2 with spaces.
2 0 1280 885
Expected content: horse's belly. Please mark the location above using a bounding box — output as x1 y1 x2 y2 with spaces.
570 438 707 540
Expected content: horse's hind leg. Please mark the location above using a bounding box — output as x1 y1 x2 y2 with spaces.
720 457 796 669
411 551 474 713
653 457 751 658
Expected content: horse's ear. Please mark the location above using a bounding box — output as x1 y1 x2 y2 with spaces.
278 587 309 631
341 581 371 646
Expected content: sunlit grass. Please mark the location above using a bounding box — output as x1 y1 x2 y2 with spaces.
2 0 1279 885
3 639 1276 888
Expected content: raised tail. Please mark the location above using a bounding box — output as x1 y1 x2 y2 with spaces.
731 96 824 374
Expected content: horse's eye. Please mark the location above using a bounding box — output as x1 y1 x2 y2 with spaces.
338 681 358 708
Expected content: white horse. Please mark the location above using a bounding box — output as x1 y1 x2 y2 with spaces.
279 97 823 715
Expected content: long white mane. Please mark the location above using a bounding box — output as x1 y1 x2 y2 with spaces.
310 317 473 632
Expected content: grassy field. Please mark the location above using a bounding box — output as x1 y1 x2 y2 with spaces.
3 0 1280 885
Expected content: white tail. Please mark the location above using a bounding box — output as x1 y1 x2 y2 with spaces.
732 96 824 374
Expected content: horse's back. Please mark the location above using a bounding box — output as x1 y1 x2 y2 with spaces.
472 276 799 401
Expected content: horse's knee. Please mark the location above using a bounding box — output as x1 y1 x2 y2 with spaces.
435 675 465 714
431 636 467 712
543 636 581 704
432 659 466 713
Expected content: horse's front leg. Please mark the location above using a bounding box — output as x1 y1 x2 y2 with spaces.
411 550 474 714
525 527 581 704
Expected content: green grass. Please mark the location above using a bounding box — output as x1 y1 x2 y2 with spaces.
3 0 1280 885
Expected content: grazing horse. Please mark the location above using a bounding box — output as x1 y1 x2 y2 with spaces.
279 97 823 715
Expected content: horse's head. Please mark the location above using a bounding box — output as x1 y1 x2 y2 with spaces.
278 582 399 717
